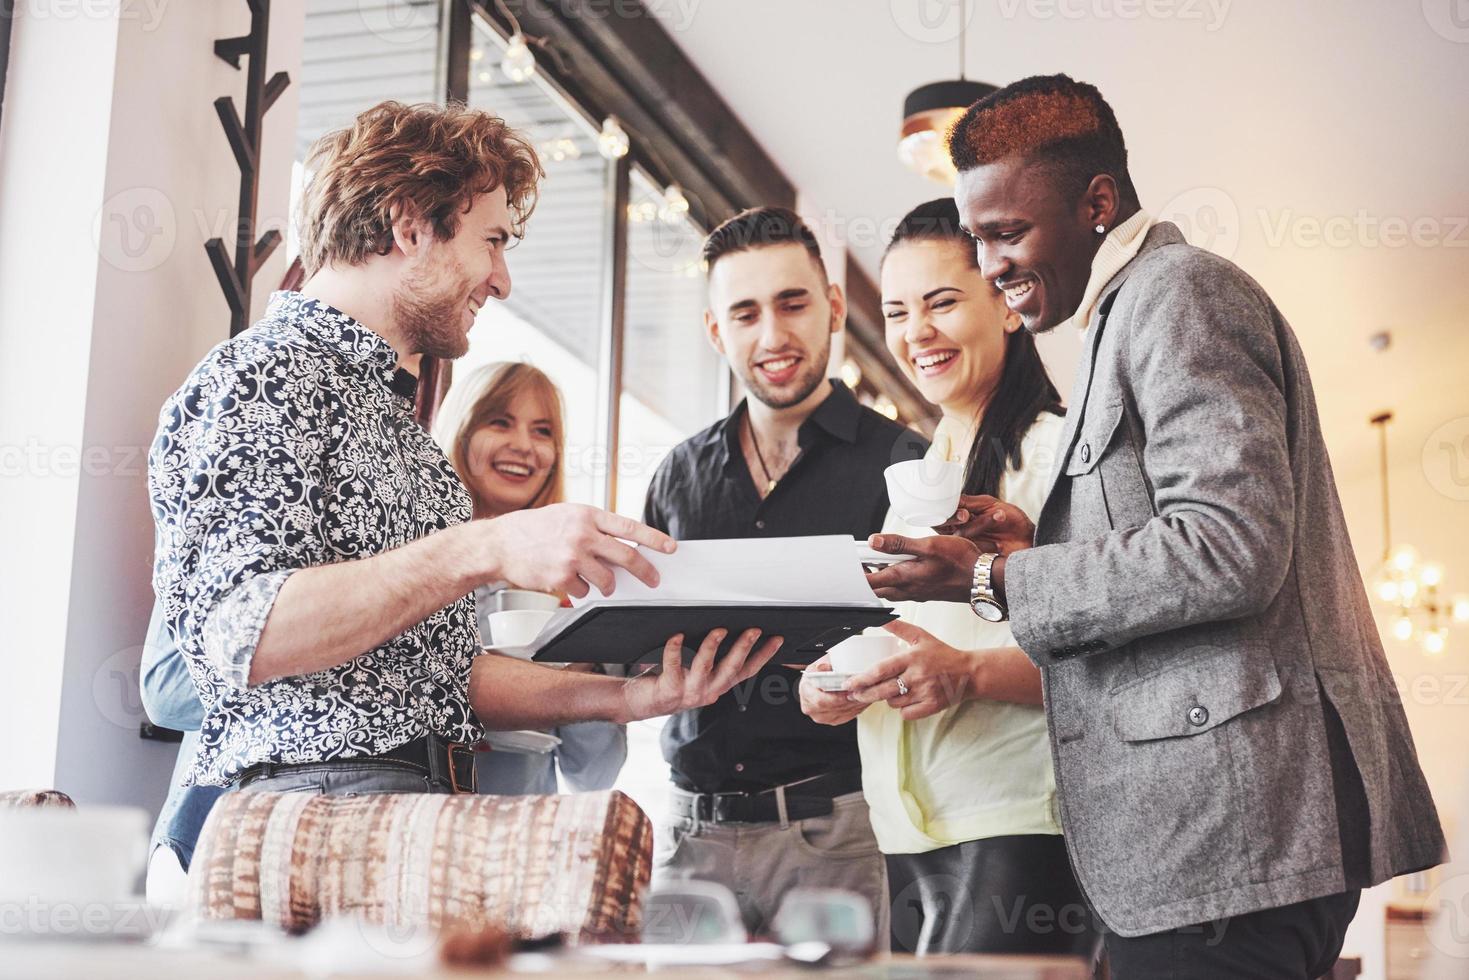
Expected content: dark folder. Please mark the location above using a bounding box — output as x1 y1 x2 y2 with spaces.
527 601 897 668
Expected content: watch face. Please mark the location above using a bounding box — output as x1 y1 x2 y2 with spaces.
971 597 1005 623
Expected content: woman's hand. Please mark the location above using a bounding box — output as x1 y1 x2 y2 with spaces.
935 494 1036 555
798 655 868 726
621 628 783 722
844 621 980 721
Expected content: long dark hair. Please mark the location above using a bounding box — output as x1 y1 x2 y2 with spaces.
883 198 1063 497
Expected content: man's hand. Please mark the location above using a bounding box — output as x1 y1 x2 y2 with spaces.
935 495 1036 555
863 533 980 603
621 628 783 722
477 503 675 598
844 620 978 721
798 655 868 726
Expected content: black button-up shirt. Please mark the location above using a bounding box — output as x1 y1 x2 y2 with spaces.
642 381 927 793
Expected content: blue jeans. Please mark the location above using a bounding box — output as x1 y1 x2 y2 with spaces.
140 600 223 871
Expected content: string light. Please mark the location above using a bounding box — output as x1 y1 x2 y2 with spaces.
659 183 689 223
501 33 537 82
597 116 630 159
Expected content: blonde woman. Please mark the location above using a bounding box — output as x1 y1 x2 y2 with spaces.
800 199 1096 957
436 361 626 795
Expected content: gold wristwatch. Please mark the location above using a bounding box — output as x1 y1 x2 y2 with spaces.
970 552 1007 623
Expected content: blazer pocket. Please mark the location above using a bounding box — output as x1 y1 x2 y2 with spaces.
1112 649 1283 742
1063 398 1124 478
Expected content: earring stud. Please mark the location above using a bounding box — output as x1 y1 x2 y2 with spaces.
1095 224 1106 234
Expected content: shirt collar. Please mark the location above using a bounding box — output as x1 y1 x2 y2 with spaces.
1065 209 1154 333
718 379 860 472
266 290 401 386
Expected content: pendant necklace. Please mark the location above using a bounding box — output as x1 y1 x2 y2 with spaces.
747 416 779 497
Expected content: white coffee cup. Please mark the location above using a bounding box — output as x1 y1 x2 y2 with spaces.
486 589 561 613
487 609 554 655
0 806 148 905
884 458 965 527
826 630 900 675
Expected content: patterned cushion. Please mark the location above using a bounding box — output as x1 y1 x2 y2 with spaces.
0 789 76 810
187 789 651 943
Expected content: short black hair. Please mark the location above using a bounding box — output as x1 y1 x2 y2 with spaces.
948 73 1139 207
701 206 827 279
882 197 969 266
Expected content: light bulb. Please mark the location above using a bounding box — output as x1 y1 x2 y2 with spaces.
501 33 537 83
1390 545 1419 573
873 396 899 421
1419 563 1444 588
1422 629 1447 656
840 359 863 390
597 116 629 160
1400 579 1419 602
897 129 957 185
470 47 484 62
1392 616 1414 642
1452 595 1469 623
1375 578 1400 604
659 183 689 223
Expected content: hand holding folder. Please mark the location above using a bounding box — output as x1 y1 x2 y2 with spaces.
522 536 899 667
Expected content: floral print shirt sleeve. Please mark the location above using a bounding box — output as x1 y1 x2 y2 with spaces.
149 292 483 786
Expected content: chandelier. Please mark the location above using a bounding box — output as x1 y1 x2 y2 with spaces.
1368 412 1469 656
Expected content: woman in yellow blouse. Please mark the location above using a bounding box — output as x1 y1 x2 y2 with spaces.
801 199 1097 958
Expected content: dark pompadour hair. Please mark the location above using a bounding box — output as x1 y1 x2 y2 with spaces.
883 198 1063 498
701 206 827 278
947 73 1139 206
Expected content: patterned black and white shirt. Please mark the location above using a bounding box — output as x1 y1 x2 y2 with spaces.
149 292 483 786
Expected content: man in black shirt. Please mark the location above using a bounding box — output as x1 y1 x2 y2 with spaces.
642 207 925 938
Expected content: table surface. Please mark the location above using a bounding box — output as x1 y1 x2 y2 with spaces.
0 940 1091 980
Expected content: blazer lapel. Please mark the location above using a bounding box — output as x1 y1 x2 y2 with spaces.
1035 222 1187 519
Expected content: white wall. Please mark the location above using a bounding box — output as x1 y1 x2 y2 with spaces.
0 4 125 793
0 1 304 808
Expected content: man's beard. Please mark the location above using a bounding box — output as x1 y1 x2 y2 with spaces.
393 257 473 361
740 332 832 410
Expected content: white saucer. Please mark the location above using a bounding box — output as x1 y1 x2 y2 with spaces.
801 669 854 692
852 542 916 568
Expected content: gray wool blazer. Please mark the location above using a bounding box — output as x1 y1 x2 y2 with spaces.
1004 221 1446 936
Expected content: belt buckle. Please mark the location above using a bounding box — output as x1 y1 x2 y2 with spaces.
712 791 748 823
445 742 476 794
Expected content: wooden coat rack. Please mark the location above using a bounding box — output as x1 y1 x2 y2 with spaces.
207 0 290 336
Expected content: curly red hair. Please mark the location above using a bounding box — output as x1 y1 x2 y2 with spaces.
297 101 543 278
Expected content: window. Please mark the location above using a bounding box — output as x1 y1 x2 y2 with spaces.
450 16 614 508
615 168 727 518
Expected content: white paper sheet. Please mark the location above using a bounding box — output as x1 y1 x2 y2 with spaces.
571 535 880 607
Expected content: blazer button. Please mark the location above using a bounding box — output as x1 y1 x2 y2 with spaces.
1079 443 1091 463
755 519 766 530
1187 705 1210 727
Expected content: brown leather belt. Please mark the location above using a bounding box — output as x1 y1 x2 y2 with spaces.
236 733 478 794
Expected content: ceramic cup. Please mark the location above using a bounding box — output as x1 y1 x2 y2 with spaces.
486 609 555 655
826 630 900 675
485 589 561 613
883 458 965 527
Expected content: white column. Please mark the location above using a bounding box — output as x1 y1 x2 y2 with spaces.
0 0 303 805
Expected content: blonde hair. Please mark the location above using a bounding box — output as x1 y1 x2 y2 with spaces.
434 362 566 516
297 100 543 278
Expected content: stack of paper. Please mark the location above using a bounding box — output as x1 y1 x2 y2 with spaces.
525 536 898 667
